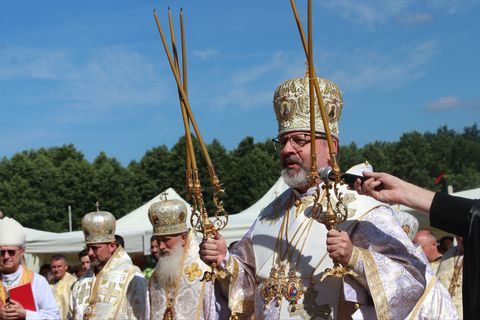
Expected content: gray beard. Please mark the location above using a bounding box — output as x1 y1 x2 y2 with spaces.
151 243 184 287
281 167 310 190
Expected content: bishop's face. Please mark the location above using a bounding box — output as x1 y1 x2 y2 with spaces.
86 242 116 269
0 245 24 274
155 232 187 258
278 131 334 193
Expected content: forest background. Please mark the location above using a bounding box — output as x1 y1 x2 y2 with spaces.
1 124 479 232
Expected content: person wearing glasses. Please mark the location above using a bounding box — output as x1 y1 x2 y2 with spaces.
0 217 59 319
199 75 457 319
69 207 149 320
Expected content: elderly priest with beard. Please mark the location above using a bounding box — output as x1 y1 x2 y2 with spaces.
70 206 149 320
148 197 224 319
0 217 59 319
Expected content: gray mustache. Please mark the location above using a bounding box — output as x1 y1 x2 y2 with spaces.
284 155 303 164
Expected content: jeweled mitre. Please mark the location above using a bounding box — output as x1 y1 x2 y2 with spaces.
82 209 116 244
148 198 188 236
273 76 343 137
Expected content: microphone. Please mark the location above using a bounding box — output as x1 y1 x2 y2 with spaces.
318 166 367 186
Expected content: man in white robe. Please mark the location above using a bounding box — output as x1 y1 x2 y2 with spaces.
147 197 223 320
70 206 149 320
0 217 59 319
200 75 433 319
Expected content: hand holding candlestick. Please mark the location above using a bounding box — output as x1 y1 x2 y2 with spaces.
153 8 229 284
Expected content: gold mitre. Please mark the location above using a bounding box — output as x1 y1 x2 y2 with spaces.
82 206 116 244
273 75 343 137
148 198 188 236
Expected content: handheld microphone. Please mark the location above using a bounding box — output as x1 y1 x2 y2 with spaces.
318 166 367 186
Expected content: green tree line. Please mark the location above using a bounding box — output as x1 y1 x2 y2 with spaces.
0 124 479 232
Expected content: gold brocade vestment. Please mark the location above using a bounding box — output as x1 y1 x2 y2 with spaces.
70 246 148 320
51 272 76 319
149 230 217 320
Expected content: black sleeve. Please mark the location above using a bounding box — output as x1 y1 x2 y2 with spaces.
429 192 475 236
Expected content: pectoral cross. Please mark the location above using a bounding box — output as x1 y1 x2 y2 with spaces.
184 263 202 282
99 283 120 303
78 283 91 304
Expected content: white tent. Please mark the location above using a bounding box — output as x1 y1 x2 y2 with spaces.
25 179 478 270
25 188 191 254
221 177 289 244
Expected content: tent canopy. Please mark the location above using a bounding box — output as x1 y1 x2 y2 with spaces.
25 188 192 254
221 177 289 244
24 180 480 268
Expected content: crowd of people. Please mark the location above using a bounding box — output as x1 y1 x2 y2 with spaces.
0 73 477 319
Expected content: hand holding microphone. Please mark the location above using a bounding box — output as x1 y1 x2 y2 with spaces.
318 166 367 187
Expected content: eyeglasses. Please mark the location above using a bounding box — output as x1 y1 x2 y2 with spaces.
272 133 326 151
0 249 18 257
85 245 106 253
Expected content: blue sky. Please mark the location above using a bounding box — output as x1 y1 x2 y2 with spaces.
1 0 479 165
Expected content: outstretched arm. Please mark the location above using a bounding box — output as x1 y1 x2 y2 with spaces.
354 171 435 215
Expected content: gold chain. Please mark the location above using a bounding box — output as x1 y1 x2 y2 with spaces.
448 248 463 297
261 190 325 310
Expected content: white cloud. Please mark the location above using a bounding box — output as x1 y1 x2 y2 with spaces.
427 96 462 110
397 13 433 24
426 0 480 14
328 41 437 92
319 0 413 26
319 0 478 26
426 96 480 111
197 51 305 111
0 45 171 122
192 48 219 60
0 45 71 80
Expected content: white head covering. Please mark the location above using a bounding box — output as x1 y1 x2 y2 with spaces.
0 217 26 246
345 162 373 175
392 210 419 241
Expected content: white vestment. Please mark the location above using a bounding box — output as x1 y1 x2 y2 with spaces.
405 247 458 319
1 265 59 320
222 180 428 320
391 212 457 319
149 230 219 320
70 246 149 320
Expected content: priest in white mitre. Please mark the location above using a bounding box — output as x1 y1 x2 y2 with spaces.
0 217 59 319
148 197 225 319
70 206 149 320
200 75 434 319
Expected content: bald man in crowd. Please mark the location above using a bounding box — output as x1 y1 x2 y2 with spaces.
414 229 443 273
